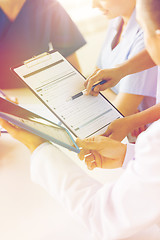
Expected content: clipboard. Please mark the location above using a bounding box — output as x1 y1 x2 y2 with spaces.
11 50 123 139
0 97 80 153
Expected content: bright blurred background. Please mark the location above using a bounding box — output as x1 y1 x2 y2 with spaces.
58 0 108 76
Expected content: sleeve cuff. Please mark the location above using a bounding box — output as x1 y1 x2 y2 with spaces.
31 142 52 158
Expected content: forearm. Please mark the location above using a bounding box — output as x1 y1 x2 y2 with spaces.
66 53 81 72
112 93 144 116
117 49 156 78
85 49 156 94
125 103 160 129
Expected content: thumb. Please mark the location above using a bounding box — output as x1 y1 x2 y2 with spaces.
101 79 114 89
0 118 8 128
102 128 112 137
76 137 98 150
93 85 100 93
0 118 17 135
99 82 110 91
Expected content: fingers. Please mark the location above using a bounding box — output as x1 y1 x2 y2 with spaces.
85 153 97 170
103 125 125 141
101 127 112 137
77 143 103 170
85 68 115 95
76 137 98 150
5 96 19 104
0 118 19 137
132 129 139 137
90 91 99 97
86 77 99 95
131 126 145 138
90 85 101 96
139 125 147 133
101 127 118 140
76 137 103 170
0 118 13 131
78 148 90 160
84 69 99 87
85 69 103 95
85 150 102 170
14 97 19 104
88 85 102 97
132 125 146 138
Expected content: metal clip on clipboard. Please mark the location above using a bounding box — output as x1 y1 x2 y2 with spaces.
24 52 51 68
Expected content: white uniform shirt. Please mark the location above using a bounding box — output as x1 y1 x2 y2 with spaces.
97 10 158 112
31 120 160 240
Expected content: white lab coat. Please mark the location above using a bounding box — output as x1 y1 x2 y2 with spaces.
30 120 160 240
97 10 158 112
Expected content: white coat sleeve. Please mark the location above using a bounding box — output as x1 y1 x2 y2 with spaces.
30 120 160 240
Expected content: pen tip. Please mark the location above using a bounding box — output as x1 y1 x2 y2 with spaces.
66 97 71 102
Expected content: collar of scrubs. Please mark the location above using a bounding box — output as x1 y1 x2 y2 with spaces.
0 0 27 40
111 9 141 41
122 9 141 39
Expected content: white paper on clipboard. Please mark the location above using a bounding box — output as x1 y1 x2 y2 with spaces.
12 51 123 139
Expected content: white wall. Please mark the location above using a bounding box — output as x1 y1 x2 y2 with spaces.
59 0 109 76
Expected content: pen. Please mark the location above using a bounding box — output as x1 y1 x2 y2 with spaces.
0 130 8 134
68 80 107 101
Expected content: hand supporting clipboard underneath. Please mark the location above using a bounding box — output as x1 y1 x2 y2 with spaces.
0 97 80 153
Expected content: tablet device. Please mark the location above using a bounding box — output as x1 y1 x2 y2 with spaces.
0 97 80 153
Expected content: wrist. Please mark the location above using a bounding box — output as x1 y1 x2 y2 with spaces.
27 139 47 153
112 143 127 168
116 59 133 79
123 115 139 132
119 143 127 167
126 111 148 130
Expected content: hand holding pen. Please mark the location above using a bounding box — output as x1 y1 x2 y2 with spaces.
68 80 107 101
84 67 124 96
84 69 109 96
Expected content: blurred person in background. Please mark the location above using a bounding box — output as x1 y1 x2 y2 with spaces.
0 0 86 89
85 0 160 142
85 0 158 142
